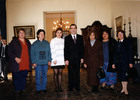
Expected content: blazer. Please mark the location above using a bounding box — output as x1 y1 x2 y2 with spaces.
64 34 84 62
8 38 32 72
116 38 133 66
0 44 9 60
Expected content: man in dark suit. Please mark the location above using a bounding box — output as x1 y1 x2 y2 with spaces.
64 24 84 92
0 39 9 81
0 35 3 81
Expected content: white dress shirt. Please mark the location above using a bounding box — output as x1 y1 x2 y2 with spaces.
1 45 6 57
71 34 77 39
119 38 124 42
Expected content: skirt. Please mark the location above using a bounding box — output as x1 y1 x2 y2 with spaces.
100 62 117 85
51 65 65 69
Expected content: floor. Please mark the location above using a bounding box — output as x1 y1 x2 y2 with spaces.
0 67 140 100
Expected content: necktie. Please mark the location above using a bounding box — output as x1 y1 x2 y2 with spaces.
73 36 76 43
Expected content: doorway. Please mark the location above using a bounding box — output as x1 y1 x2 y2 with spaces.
44 12 76 42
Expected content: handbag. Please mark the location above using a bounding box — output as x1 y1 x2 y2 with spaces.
97 67 105 79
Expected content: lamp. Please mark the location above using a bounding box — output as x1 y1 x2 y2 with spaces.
53 13 69 31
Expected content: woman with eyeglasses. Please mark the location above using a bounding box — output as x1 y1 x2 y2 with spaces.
113 30 133 96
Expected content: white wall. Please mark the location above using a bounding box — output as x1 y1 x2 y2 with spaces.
111 1 140 55
6 0 112 43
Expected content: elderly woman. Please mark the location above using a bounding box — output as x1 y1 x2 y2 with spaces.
8 28 32 95
113 30 133 96
84 31 103 93
50 28 65 92
100 29 117 90
31 29 51 94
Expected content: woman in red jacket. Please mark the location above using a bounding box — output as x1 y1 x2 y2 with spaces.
8 28 32 96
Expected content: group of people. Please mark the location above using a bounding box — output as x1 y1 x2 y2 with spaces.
6 24 133 96
84 29 133 96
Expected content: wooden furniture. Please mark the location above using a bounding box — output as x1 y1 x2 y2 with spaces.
128 37 138 64
81 21 112 41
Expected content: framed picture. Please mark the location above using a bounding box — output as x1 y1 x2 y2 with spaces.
14 25 35 39
115 16 123 32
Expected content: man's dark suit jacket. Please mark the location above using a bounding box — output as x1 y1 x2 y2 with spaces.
0 44 8 60
64 34 84 62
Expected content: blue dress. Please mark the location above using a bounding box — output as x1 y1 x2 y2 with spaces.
100 41 117 85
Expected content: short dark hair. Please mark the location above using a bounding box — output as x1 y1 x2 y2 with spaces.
117 30 126 38
70 24 77 29
36 29 45 39
101 29 111 40
88 30 97 40
17 28 25 34
55 28 63 33
2 38 6 41
37 29 45 35
54 28 63 38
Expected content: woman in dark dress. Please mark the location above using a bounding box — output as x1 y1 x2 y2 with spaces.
113 30 133 95
100 30 117 90
84 31 103 93
8 28 32 95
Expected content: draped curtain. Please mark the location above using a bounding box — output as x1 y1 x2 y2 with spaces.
0 0 7 39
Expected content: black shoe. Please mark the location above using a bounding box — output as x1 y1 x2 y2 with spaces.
4 79 9 82
91 86 98 93
120 91 124 95
68 88 73 92
16 90 20 99
100 86 105 90
76 89 80 92
55 87 59 92
0 77 4 81
91 89 98 93
125 93 129 96
16 90 20 94
110 88 115 91
76 88 81 92
58 86 63 92
4 77 9 81
42 90 47 93
20 90 26 96
36 91 41 95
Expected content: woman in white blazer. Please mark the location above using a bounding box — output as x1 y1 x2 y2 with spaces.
50 28 65 92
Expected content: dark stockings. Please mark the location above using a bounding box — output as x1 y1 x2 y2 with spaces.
53 69 63 92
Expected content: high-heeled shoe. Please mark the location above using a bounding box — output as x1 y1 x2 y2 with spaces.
58 85 63 92
125 93 129 96
55 86 59 92
91 85 98 93
120 91 125 95
100 86 106 90
124 92 129 96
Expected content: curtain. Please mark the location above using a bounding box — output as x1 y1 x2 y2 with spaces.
0 0 7 39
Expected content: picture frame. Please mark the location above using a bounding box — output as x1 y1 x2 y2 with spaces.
115 16 123 32
14 25 35 39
